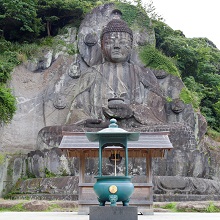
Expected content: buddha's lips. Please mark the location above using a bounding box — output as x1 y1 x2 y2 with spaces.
112 51 121 55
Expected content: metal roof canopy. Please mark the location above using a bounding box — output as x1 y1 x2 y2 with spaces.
59 131 173 158
86 118 140 148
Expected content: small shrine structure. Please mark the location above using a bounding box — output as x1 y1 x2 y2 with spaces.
59 120 173 215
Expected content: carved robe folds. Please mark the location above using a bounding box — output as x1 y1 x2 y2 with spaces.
66 61 166 126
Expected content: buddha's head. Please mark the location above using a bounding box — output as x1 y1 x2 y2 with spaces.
101 19 133 63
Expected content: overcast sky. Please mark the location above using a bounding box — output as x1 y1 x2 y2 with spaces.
143 0 220 49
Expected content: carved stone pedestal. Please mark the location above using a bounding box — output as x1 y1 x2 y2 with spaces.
89 206 137 220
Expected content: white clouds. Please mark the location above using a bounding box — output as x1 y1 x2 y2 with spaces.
144 0 220 49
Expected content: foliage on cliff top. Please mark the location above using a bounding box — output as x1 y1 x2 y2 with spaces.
0 0 102 41
153 19 220 131
0 0 42 41
139 45 180 77
115 1 151 29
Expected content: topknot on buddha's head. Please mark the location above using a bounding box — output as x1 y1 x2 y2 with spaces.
101 19 133 42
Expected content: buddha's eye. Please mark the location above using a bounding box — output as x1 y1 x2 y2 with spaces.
105 40 114 45
120 39 131 46
119 40 127 45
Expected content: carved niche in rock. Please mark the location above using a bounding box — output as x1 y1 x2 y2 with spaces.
53 95 67 110
171 98 185 114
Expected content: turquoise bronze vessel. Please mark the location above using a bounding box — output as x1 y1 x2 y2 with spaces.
86 118 140 206
94 176 134 206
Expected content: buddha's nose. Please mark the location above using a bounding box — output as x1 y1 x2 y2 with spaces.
114 39 120 49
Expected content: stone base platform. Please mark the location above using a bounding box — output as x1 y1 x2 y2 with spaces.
89 206 137 220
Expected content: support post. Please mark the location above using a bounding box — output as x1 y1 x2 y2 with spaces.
146 151 152 183
146 150 153 204
99 145 102 176
125 146 128 176
79 152 86 184
78 151 86 213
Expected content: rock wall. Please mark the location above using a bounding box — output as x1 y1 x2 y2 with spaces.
0 3 220 198
0 27 79 153
0 156 8 197
8 175 220 202
1 140 220 200
0 3 157 153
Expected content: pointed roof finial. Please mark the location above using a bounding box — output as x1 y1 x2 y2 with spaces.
109 118 118 128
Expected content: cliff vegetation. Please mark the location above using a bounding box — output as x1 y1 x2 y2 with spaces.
0 0 220 138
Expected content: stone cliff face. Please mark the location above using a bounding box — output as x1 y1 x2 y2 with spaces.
0 27 79 153
0 3 219 198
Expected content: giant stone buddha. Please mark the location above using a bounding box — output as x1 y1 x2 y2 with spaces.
38 15 169 147
65 19 166 128
37 6 207 181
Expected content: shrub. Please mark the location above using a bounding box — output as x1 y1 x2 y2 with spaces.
139 45 180 77
0 85 17 124
207 128 220 142
179 87 200 109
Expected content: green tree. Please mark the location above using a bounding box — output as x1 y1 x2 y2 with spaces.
134 0 163 21
0 0 42 41
153 21 198 77
153 19 220 131
37 0 95 36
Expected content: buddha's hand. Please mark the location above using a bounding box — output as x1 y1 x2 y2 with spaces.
84 119 109 128
103 103 133 119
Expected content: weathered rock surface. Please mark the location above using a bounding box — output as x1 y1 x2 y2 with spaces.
7 175 220 203
153 176 220 195
0 2 220 200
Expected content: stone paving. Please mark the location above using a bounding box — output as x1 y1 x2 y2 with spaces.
1 212 220 220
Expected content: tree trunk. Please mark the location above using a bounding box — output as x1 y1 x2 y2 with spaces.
47 21 51 36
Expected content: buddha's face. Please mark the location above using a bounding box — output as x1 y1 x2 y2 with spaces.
102 32 132 63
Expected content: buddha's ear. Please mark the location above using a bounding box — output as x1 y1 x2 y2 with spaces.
101 54 105 64
100 38 106 63
100 36 104 50
127 54 131 63
127 52 133 63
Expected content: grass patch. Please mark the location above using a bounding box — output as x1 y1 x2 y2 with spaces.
45 168 57 178
46 203 61 212
0 201 78 212
0 203 26 212
207 128 220 142
161 202 177 211
0 153 5 165
206 202 220 212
